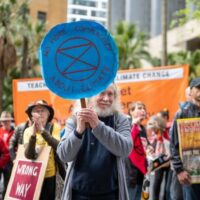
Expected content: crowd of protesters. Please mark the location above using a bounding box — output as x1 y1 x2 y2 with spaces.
0 78 200 200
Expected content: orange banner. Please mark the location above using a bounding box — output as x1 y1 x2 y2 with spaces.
13 65 189 126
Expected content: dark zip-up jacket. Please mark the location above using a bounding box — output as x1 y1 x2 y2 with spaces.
9 121 29 161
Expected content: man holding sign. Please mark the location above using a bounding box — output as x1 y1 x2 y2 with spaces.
39 20 128 200
170 77 200 200
57 83 132 200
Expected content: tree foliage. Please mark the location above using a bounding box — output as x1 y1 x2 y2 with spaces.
171 0 200 27
168 50 200 80
169 0 200 79
0 0 17 113
0 0 44 113
113 21 152 69
14 0 45 78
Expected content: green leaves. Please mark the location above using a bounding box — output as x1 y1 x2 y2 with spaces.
113 21 151 69
0 0 44 112
171 0 200 28
167 50 200 80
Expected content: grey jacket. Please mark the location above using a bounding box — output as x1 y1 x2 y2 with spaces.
57 112 132 200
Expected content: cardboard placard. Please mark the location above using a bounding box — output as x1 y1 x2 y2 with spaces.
39 21 118 99
5 145 51 200
177 118 200 183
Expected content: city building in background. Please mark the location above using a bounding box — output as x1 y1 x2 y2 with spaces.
29 0 67 30
125 0 151 35
108 0 125 32
150 0 185 37
67 0 109 27
109 0 185 37
148 19 200 58
148 0 200 58
108 0 200 61
29 0 199 61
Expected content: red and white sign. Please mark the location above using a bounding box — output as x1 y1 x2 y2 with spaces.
5 145 50 200
9 160 42 200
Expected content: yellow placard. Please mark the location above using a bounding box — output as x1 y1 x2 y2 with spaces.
177 118 200 183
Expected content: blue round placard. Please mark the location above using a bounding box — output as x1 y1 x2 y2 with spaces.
39 21 118 99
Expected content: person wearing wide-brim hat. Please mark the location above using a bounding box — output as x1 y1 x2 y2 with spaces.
0 111 15 144
0 111 14 122
23 99 65 200
25 99 54 123
0 111 15 198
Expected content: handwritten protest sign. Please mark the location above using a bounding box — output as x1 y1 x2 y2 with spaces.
177 118 200 183
39 21 118 99
5 145 51 200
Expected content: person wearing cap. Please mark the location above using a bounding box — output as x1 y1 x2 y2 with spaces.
0 111 14 198
23 100 63 200
57 84 132 200
170 77 200 200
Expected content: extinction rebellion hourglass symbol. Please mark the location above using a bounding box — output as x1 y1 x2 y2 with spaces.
55 37 100 82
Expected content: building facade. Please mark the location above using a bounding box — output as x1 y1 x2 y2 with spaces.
65 0 200 59
109 0 200 60
108 0 125 32
29 0 67 30
67 0 109 27
108 0 186 36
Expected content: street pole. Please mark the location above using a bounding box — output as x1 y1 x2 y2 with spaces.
161 0 168 66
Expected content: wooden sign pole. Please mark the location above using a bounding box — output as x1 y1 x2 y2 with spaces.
80 98 89 127
80 98 86 108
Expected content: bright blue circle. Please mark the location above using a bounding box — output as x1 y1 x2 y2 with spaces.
39 21 118 99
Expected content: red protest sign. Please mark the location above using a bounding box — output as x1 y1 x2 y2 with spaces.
5 145 50 200
9 160 42 199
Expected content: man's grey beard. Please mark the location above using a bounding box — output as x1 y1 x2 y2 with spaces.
93 103 116 117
